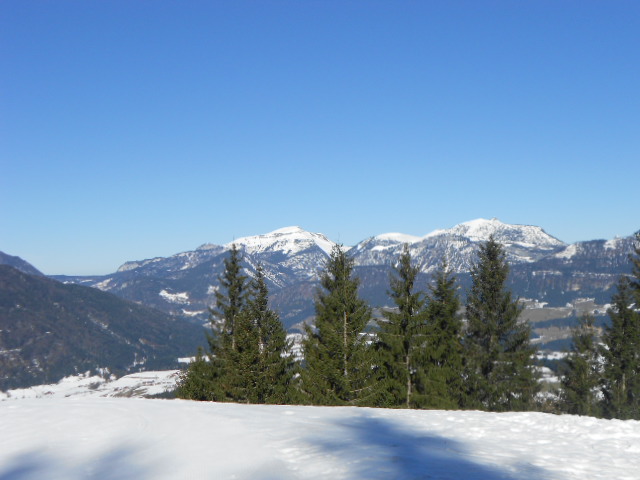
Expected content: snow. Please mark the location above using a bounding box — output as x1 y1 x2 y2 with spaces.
229 226 336 256
425 218 565 248
1 383 639 479
555 244 579 259
158 289 190 304
373 232 422 244
0 371 180 401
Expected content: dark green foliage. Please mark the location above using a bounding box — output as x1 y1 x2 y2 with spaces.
301 245 379 406
600 276 640 419
0 265 204 391
214 244 248 352
175 347 218 401
178 244 248 402
234 265 296 404
631 232 640 304
463 236 538 411
376 245 428 408
177 249 295 404
560 313 601 416
422 262 465 409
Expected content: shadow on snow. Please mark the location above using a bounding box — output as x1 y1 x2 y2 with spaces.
0 444 155 480
306 412 551 480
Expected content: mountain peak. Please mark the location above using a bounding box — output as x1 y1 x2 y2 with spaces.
269 226 306 235
430 218 565 247
228 226 336 256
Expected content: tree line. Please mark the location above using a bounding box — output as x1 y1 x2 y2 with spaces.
177 234 640 418
560 232 640 419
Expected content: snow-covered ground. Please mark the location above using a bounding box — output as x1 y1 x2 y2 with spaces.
0 371 181 400
2 387 639 479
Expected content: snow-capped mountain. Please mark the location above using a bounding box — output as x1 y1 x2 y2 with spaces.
351 218 567 273
226 226 335 256
427 218 564 247
50 220 637 335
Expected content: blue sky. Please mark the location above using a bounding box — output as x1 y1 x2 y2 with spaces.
2 1 639 275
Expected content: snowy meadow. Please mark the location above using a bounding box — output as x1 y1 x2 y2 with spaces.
1 379 639 480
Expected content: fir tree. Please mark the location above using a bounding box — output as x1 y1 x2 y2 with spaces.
422 261 465 409
376 244 428 408
463 235 538 412
560 313 601 416
600 276 640 419
300 245 379 406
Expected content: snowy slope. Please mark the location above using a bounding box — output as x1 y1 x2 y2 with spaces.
1 397 638 480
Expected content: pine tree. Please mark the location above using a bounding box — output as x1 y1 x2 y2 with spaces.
463 235 538 412
422 261 465 409
560 313 601 416
300 245 379 406
376 244 428 408
600 275 640 419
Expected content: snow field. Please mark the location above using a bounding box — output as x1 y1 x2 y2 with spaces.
1 398 639 480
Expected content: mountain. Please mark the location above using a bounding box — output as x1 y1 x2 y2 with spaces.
0 251 44 276
351 218 566 273
0 265 205 390
51 220 638 339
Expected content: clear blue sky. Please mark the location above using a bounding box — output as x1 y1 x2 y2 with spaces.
2 1 639 275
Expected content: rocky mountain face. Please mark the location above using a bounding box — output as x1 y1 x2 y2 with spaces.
0 265 205 390
48 220 637 336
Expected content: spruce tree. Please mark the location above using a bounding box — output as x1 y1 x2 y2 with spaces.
422 261 465 409
177 244 248 402
600 276 640 419
243 265 296 404
376 244 428 408
214 244 248 353
301 245 379 406
631 232 640 305
560 313 601 416
463 235 538 412
175 347 216 401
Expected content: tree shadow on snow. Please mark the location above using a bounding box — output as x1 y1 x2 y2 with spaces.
0 444 156 480
307 413 552 480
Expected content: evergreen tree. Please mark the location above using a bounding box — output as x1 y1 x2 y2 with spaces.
214 244 248 353
463 235 538 412
242 265 296 404
422 261 465 409
175 347 216 401
560 313 601 416
301 245 379 406
600 276 640 419
376 244 428 408
631 232 640 304
177 244 248 402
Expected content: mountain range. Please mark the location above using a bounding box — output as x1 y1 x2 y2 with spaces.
47 218 636 333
